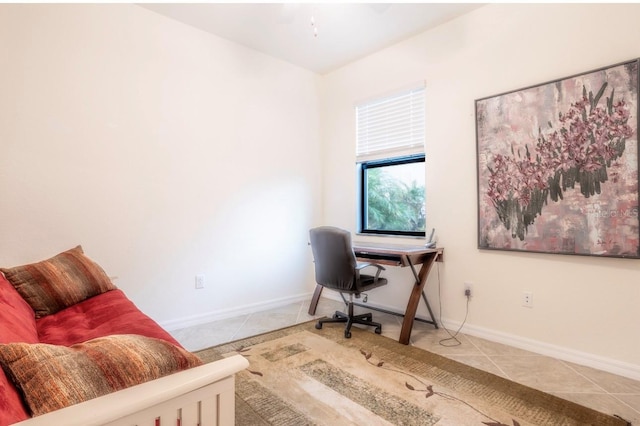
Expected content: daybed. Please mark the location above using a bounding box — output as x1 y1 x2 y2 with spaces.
0 246 248 426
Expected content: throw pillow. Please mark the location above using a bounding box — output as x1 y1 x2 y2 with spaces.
0 246 116 318
0 334 203 417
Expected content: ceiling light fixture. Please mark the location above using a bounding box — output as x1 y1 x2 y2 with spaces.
310 15 318 38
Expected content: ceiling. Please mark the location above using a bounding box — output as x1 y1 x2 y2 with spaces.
140 3 484 75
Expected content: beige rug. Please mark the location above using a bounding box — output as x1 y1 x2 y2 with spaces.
196 321 630 426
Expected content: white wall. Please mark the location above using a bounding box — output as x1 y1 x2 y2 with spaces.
0 4 321 325
320 3 640 376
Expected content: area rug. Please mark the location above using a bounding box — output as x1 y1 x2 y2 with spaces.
195 321 629 426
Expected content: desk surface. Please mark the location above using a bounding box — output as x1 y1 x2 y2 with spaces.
353 241 442 256
352 242 443 267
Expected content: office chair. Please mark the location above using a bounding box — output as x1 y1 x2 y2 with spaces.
309 226 388 338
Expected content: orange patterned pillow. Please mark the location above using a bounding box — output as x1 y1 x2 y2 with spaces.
0 335 203 416
0 246 116 318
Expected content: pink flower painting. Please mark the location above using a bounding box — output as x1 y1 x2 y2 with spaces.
476 60 639 257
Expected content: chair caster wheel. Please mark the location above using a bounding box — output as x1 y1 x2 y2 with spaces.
344 330 352 338
375 327 382 334
315 323 323 330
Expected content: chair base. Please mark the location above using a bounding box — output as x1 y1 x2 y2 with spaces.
315 303 382 339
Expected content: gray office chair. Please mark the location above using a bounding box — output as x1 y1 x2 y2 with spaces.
309 226 388 338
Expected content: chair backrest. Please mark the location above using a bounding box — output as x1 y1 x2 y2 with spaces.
309 226 357 292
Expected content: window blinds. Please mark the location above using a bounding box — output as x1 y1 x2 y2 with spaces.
356 86 425 158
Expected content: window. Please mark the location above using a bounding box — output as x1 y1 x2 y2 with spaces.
356 86 425 237
358 155 425 236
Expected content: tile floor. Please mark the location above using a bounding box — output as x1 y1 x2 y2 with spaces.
170 298 640 424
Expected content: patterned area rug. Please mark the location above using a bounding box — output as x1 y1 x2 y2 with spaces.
196 321 629 426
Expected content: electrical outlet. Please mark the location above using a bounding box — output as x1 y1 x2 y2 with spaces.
522 291 533 308
195 274 205 289
464 281 473 298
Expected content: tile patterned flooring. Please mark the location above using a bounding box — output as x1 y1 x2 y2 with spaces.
170 298 640 424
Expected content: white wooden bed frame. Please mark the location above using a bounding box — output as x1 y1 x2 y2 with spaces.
13 354 249 426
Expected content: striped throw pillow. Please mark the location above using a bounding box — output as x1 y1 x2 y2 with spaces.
0 335 203 416
0 246 116 318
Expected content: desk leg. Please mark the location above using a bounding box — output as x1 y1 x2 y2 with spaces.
308 284 323 315
399 253 439 345
421 291 439 330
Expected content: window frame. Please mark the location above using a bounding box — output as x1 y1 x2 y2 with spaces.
357 154 426 237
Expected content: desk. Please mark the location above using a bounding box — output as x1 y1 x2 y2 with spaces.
308 242 444 345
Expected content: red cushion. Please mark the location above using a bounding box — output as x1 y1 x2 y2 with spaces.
0 375 29 425
0 275 36 425
0 275 38 344
36 289 180 347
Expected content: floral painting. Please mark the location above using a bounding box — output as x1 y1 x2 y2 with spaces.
476 59 639 258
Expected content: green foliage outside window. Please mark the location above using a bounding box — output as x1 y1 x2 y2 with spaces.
366 166 425 233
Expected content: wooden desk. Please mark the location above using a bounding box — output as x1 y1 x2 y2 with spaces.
308 242 444 345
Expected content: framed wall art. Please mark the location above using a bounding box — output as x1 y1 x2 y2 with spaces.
476 59 640 258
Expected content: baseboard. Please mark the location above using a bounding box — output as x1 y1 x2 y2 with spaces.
440 317 640 382
160 292 640 381
159 292 314 332
320 293 640 381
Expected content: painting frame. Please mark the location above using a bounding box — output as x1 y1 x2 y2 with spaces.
475 59 640 258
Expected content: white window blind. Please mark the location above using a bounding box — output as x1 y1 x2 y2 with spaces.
356 86 425 158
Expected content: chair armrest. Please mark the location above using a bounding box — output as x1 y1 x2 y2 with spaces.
356 262 386 279
355 262 386 292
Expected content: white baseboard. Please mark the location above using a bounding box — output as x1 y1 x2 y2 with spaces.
160 292 640 381
440 317 640 382
159 292 314 332
317 294 640 381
